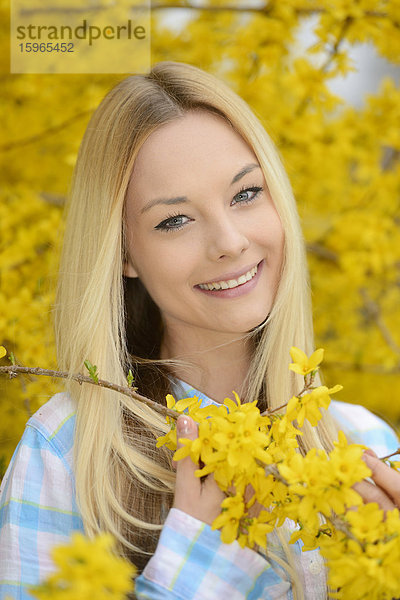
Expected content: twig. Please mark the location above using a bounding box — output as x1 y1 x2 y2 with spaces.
380 448 400 461
261 401 288 417
306 242 338 264
320 16 353 74
21 5 113 16
322 360 400 374
382 147 400 172
264 463 287 483
0 365 178 420
20 4 389 18
325 513 362 546
294 17 352 118
360 288 400 356
0 110 92 153
261 376 318 417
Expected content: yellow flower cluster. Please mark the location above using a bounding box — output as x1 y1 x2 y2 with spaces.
157 347 400 599
2 343 400 598
27 532 136 600
281 430 370 541
320 503 400 600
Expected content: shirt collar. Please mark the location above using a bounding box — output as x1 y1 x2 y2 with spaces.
169 377 221 409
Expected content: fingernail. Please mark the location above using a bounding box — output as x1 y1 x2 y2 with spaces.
364 448 377 458
362 451 375 464
177 416 191 435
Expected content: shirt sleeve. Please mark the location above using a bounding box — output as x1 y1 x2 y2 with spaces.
135 508 290 600
329 400 400 456
0 422 84 600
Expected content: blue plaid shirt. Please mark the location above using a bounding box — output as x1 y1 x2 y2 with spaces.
0 383 398 600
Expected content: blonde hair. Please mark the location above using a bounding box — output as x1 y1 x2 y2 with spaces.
54 61 337 592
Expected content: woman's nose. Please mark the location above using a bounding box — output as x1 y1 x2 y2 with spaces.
206 216 250 261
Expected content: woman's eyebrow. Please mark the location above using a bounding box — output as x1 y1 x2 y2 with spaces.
140 162 261 214
230 162 260 185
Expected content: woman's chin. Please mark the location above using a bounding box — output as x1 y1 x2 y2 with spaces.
225 310 272 335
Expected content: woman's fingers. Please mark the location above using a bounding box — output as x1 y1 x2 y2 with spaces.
353 479 397 511
173 415 225 525
173 415 201 505
361 451 400 508
353 450 400 511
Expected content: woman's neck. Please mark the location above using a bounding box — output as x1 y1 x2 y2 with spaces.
161 330 252 403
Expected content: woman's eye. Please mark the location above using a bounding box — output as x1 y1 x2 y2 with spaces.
232 186 263 206
154 214 190 232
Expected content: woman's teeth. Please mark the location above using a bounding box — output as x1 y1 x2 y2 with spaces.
198 265 258 291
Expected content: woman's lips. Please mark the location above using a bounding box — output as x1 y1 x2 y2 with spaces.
195 260 264 299
198 264 258 291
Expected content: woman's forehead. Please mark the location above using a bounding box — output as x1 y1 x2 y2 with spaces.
127 111 259 197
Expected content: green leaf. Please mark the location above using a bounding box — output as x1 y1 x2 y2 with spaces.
126 369 134 387
84 359 99 384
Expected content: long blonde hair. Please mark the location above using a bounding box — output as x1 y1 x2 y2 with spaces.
54 61 338 585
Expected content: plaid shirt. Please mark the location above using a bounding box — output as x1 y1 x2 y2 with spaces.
1 384 399 600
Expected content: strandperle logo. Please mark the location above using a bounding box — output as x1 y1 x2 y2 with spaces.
16 18 146 46
11 0 150 74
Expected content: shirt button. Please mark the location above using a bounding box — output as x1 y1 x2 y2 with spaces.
308 556 323 575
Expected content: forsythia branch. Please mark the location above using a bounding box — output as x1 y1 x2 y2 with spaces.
0 365 178 420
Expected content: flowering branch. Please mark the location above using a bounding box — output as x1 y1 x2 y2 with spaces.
380 448 400 461
3 343 400 598
0 364 177 420
156 348 400 598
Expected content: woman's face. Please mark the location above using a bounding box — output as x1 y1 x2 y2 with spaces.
124 110 285 347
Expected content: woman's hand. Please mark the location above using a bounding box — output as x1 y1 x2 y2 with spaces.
354 449 400 511
172 415 225 525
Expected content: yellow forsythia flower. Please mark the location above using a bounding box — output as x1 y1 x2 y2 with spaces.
28 532 136 600
0 346 6 359
286 384 343 427
211 494 245 544
155 394 203 451
289 346 324 376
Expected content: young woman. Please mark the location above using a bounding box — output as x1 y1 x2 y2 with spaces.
1 60 399 600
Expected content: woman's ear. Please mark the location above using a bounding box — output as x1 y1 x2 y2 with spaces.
123 255 139 278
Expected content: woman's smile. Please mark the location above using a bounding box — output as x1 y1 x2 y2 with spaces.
195 260 263 298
